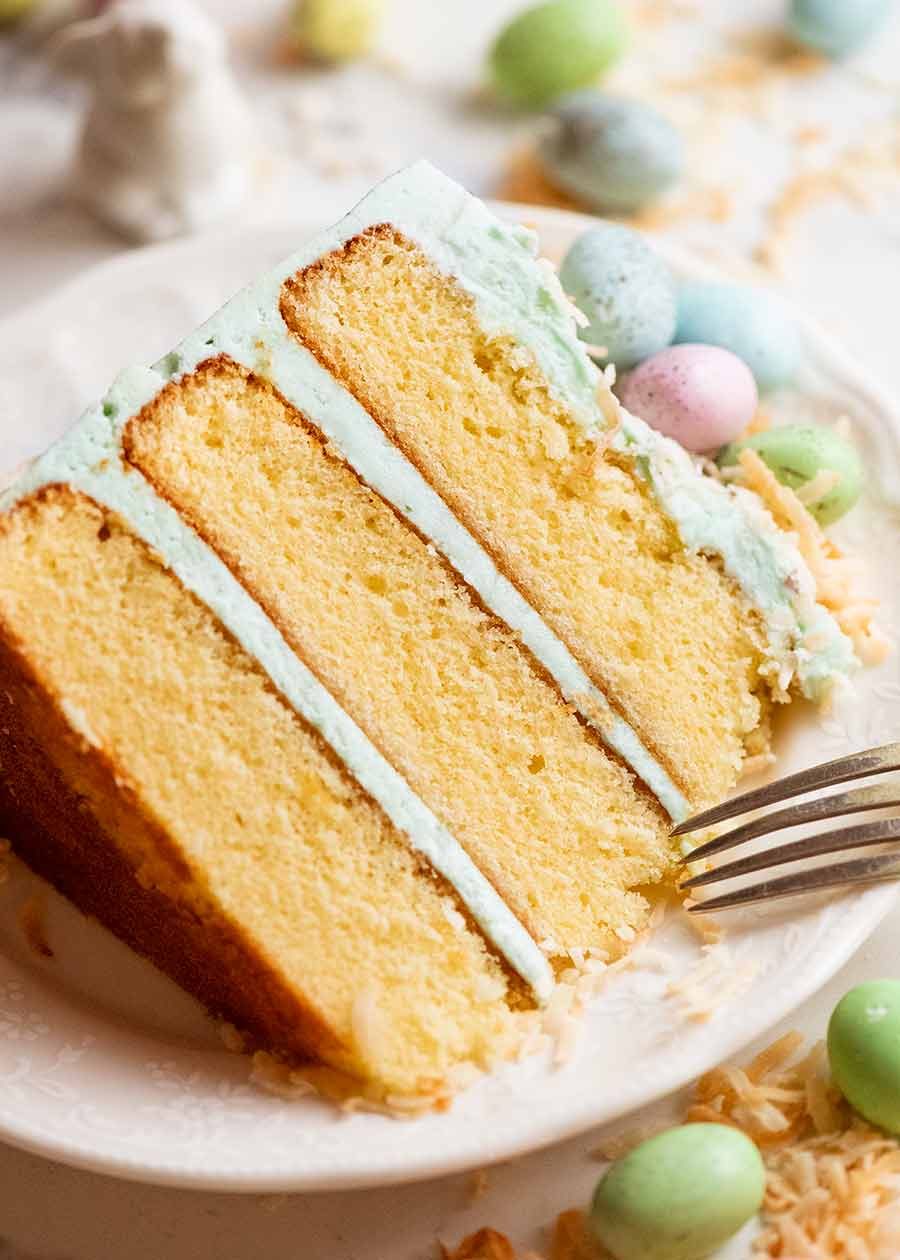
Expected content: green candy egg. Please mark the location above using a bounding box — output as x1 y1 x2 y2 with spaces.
718 424 863 525
829 980 900 1134
590 1124 765 1260
490 0 629 109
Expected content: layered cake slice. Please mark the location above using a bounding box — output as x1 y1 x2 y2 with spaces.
0 163 856 1101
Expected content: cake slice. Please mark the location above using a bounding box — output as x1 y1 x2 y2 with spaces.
0 163 856 1101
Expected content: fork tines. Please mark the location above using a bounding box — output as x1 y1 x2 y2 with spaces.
679 781 900 867
672 741 900 837
675 741 900 914
682 817 900 891
686 849 900 914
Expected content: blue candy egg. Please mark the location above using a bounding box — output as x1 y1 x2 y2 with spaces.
787 0 892 57
538 91 684 213
560 223 676 371
675 281 802 393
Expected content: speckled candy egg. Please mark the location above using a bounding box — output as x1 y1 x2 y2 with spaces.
788 0 892 58
719 424 864 524
590 1123 766 1260
675 281 801 394
829 980 900 1133
490 0 628 109
291 0 387 62
538 91 684 213
619 344 758 452
559 224 676 371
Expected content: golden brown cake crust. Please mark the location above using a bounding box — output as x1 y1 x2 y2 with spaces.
0 491 343 1064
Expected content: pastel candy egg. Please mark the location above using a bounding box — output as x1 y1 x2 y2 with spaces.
590 1123 766 1260
291 0 387 62
619 344 758 453
675 281 801 393
719 424 863 524
788 0 892 58
538 91 684 213
829 980 900 1133
490 0 629 109
559 223 676 371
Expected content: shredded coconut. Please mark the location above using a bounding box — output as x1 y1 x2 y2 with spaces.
667 942 760 1023
449 1032 900 1259
737 447 891 667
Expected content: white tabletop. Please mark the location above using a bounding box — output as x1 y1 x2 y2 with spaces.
1 2 900 1256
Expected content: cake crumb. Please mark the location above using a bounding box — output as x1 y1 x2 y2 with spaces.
19 893 53 959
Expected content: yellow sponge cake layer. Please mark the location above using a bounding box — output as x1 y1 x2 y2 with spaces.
281 226 768 809
124 357 672 956
0 487 519 1097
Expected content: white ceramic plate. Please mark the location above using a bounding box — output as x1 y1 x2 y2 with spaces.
1 207 899 1193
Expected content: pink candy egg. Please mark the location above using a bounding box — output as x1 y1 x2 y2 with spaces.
618 343 758 453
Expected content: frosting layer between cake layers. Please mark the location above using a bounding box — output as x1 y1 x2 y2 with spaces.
1 162 857 997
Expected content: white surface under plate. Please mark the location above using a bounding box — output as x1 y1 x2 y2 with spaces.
0 206 899 1193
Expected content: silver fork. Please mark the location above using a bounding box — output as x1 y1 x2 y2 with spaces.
672 741 900 913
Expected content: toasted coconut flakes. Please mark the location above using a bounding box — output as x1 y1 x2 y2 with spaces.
737 448 891 667
746 407 775 437
690 914 723 945
451 1023 900 1257
549 1210 594 1260
796 469 840 506
741 749 778 777
595 380 624 438
441 1227 518 1260
249 1052 317 1101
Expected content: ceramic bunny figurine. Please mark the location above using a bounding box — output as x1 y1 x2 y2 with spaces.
52 0 253 242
